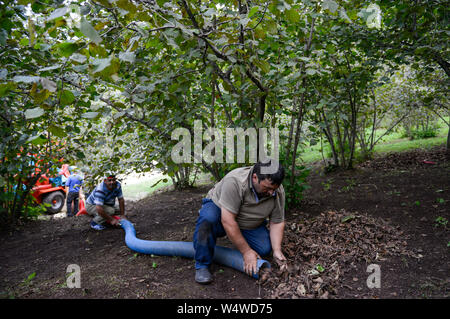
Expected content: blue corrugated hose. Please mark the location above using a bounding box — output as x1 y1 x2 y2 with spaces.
120 219 270 279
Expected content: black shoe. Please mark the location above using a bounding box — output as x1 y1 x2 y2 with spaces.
195 268 212 284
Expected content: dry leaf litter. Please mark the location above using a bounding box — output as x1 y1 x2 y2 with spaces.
260 210 421 298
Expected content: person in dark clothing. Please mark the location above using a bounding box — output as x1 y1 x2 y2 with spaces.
65 168 84 217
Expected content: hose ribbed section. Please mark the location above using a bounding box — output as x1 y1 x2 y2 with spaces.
120 219 270 279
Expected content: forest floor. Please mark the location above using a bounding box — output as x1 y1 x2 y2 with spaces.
0 146 448 299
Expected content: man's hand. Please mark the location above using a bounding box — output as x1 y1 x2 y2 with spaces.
269 221 286 262
110 218 121 226
273 249 286 261
243 249 261 276
110 215 127 226
221 208 260 276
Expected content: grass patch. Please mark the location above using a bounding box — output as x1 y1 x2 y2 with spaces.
121 172 213 201
121 173 172 201
300 119 448 164
373 135 446 154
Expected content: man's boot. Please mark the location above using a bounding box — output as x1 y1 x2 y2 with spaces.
195 268 212 284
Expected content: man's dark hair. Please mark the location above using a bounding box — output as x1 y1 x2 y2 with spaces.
253 160 285 185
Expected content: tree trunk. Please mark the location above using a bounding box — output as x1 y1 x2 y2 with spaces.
432 52 450 78
289 80 307 187
446 120 450 158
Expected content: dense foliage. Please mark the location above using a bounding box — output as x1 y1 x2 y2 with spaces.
0 0 448 226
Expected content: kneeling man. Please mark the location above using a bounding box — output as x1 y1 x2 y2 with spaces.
193 160 286 284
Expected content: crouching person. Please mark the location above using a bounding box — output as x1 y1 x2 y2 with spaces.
85 174 127 230
193 160 287 284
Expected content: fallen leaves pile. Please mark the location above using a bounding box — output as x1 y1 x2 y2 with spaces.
358 146 447 170
260 210 419 298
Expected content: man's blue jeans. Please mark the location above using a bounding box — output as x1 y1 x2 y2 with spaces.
193 198 272 270
66 192 79 217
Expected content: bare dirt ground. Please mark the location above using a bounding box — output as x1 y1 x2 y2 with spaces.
0 146 448 299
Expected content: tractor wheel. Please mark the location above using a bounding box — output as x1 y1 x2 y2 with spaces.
43 191 65 214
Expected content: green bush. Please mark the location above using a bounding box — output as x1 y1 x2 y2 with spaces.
401 123 441 140
409 128 439 140
0 189 46 229
280 154 310 209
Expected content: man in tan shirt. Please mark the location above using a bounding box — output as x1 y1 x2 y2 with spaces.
193 160 287 284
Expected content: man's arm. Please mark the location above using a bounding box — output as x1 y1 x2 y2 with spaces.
269 221 286 261
65 178 70 194
221 208 260 276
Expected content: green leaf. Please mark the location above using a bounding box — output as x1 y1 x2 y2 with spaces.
119 51 136 63
322 0 339 14
39 65 60 72
0 29 6 46
285 9 300 23
70 53 87 63
25 107 45 119
56 42 79 57
254 26 266 39
12 76 40 83
265 20 278 34
254 59 270 73
92 57 112 73
316 264 325 273
25 272 36 282
0 68 7 80
0 82 17 97
20 37 29 46
82 112 99 119
248 6 259 18
339 8 352 23
27 135 47 145
59 90 75 106
117 0 137 14
341 215 355 223
76 150 85 159
40 78 57 92
48 125 67 138
240 17 251 27
32 88 51 104
80 17 102 44
47 7 69 21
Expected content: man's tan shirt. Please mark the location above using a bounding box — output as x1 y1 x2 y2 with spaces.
206 166 285 230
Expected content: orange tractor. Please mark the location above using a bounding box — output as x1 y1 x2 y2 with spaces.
31 164 70 214
30 163 87 215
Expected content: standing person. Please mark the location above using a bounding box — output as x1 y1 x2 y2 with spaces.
193 160 287 284
65 167 84 217
85 173 127 230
